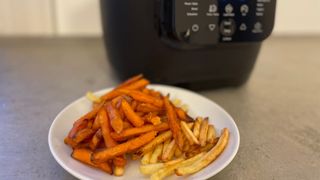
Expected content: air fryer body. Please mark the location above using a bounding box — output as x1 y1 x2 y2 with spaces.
100 0 276 89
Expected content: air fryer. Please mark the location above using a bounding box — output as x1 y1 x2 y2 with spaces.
100 0 276 89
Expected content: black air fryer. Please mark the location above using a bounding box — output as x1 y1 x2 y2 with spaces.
100 0 276 89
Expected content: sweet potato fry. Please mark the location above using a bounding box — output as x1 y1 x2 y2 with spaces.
199 118 209 146
175 128 229 176
121 99 144 127
105 102 124 133
110 123 169 141
181 121 199 145
123 121 133 129
92 131 157 163
68 104 102 138
98 108 117 147
92 115 100 131
150 143 163 164
122 78 150 90
72 148 112 174
175 107 193 122
64 137 78 148
131 100 138 111
116 74 143 89
89 129 102 150
138 130 172 156
73 128 95 143
163 96 184 149
118 89 163 108
136 103 162 113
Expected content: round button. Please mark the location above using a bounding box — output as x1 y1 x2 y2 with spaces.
220 19 236 36
191 24 199 32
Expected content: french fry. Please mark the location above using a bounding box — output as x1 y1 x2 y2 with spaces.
151 152 205 180
111 123 169 141
136 103 162 113
162 139 176 161
92 131 157 163
207 125 216 143
199 118 209 146
72 148 112 174
174 146 183 158
193 117 202 139
163 96 184 150
118 89 163 108
181 121 199 145
105 102 124 133
121 99 144 127
141 150 153 165
114 166 125 176
89 129 102 150
138 130 172 156
185 140 218 158
175 128 230 176
139 158 184 175
86 91 101 103
150 143 163 164
73 128 95 143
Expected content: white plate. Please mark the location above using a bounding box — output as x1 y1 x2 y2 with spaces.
48 84 240 180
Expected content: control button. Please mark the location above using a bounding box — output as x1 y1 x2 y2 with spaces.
240 4 249 16
209 4 217 13
191 24 199 32
239 23 247 31
225 4 234 14
220 19 235 36
208 24 216 31
252 22 263 33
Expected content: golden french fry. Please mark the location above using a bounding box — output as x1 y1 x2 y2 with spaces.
86 91 101 103
207 125 216 143
141 150 153 165
187 122 194 129
162 139 176 161
162 139 171 157
151 152 205 180
138 130 172 156
175 128 230 176
150 143 163 164
193 117 202 139
181 121 199 145
174 147 182 158
182 139 190 152
114 166 125 176
139 158 184 175
199 118 209 146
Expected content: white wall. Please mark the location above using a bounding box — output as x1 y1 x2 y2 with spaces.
0 0 319 36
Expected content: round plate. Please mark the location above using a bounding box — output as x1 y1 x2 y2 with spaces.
48 84 240 180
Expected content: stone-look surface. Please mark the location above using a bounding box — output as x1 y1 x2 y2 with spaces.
0 37 319 180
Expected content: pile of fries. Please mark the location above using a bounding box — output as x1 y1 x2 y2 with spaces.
64 74 230 179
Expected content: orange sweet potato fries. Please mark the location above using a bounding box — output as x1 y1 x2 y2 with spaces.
64 74 230 178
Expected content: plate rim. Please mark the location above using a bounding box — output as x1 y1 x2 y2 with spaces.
48 84 240 180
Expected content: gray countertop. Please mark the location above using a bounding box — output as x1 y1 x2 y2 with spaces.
0 37 319 180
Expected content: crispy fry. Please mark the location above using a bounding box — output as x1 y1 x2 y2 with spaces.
73 128 95 143
72 148 112 174
207 125 216 143
193 117 202 139
181 121 199 145
64 137 77 148
162 139 176 162
151 152 205 180
163 96 184 150
118 89 163 108
185 139 218 158
99 108 117 147
111 96 124 109
175 107 193 122
92 115 100 131
121 99 144 127
141 150 153 165
140 158 184 175
89 129 102 150
92 131 157 163
138 130 172 156
113 156 127 167
199 118 209 147
174 147 183 158
175 128 230 176
105 102 124 133
114 166 125 176
150 143 163 164
116 74 143 89
122 78 150 90
111 123 169 141
162 139 171 156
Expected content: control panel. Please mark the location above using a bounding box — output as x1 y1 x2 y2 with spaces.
159 0 276 46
